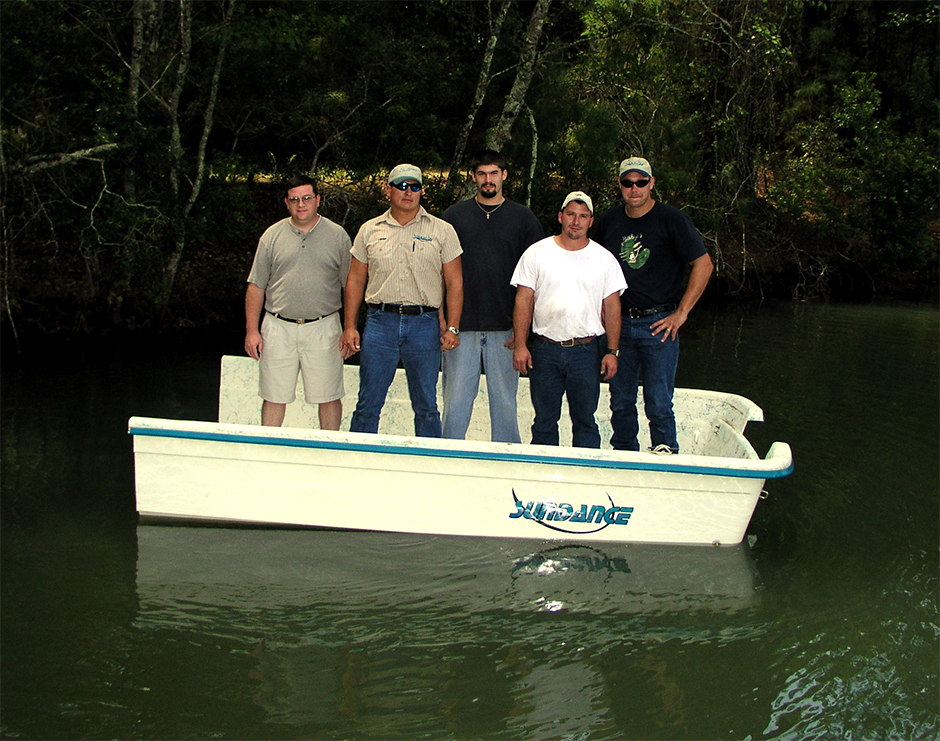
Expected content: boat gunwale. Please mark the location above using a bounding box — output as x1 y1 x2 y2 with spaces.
129 417 794 480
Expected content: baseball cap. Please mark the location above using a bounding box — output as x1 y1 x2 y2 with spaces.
388 163 423 185
561 190 594 214
618 157 652 178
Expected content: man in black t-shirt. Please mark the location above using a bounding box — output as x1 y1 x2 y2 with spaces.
594 157 713 454
441 150 545 442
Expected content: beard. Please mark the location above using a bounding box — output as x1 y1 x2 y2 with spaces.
479 184 498 200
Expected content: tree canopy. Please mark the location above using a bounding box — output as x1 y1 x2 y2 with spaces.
2 0 937 335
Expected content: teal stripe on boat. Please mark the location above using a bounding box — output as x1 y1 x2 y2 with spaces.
129 426 793 480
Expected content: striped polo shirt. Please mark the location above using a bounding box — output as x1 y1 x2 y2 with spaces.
351 206 462 308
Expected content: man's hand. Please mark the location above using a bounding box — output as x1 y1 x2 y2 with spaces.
245 330 263 360
440 329 460 352
341 328 361 359
650 309 687 342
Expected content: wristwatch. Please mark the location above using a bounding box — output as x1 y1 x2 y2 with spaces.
605 348 620 357
447 326 460 335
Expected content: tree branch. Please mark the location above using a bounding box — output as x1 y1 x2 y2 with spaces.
10 143 122 173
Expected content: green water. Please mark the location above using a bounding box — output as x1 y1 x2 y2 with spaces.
2 301 937 740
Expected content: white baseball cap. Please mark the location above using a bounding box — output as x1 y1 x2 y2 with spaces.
388 163 423 185
618 157 652 178
561 190 594 214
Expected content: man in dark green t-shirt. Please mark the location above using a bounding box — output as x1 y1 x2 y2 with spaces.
594 156 713 454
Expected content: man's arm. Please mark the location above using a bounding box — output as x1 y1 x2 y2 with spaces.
245 282 265 360
512 286 535 374
600 291 622 380
341 257 368 357
441 257 463 350
651 252 713 341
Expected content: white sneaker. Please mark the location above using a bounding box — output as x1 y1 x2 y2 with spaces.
649 444 676 455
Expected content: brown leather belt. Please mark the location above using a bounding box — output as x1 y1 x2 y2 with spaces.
534 334 597 347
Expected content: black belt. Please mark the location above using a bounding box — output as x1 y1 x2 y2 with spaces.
368 303 437 315
626 303 676 319
267 310 335 325
534 334 597 347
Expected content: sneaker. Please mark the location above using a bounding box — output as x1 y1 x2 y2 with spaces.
649 444 676 455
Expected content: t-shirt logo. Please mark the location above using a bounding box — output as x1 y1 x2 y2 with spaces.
620 234 649 269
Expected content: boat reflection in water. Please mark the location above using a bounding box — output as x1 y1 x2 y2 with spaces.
135 526 767 733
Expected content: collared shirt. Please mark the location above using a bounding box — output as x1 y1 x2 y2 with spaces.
247 216 352 318
351 206 462 307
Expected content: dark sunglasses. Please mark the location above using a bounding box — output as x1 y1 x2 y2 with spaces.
620 177 651 189
390 182 422 192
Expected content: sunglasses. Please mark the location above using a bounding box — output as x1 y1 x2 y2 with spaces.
620 177 651 189
286 195 316 203
390 182 422 192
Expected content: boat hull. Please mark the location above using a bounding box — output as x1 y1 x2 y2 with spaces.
130 356 792 545
131 428 791 547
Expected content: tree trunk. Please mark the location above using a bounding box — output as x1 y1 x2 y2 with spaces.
446 0 512 193
159 0 235 321
487 0 550 152
525 105 538 208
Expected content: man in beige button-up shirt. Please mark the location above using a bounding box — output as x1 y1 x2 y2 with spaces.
342 164 463 437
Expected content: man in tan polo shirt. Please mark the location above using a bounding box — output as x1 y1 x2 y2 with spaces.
341 164 463 437
245 175 352 429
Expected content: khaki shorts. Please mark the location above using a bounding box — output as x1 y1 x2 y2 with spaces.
259 312 344 404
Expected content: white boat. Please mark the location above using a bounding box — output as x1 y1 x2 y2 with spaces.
129 355 792 546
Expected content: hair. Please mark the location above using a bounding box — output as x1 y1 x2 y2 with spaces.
469 149 507 174
284 174 318 198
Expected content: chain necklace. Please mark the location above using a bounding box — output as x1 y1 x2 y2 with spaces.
475 199 505 220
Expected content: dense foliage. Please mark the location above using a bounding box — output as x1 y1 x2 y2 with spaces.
2 0 937 335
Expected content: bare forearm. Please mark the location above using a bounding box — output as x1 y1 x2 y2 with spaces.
245 283 266 359
512 289 534 343
245 283 265 332
442 258 463 329
343 260 367 331
602 294 621 349
677 253 713 316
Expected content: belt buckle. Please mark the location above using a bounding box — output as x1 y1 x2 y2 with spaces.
559 339 576 347
295 318 306 324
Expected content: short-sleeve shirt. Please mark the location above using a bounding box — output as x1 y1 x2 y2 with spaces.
351 206 462 308
247 216 352 318
511 236 627 342
441 198 544 331
593 201 706 309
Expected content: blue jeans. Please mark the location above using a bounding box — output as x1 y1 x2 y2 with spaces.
350 307 442 437
441 330 520 443
609 313 680 451
528 338 602 448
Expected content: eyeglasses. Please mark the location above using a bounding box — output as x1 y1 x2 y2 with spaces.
620 178 651 190
390 182 422 192
287 195 316 204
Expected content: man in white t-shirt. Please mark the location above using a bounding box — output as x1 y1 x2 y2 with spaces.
511 191 627 448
